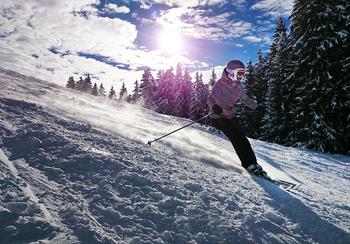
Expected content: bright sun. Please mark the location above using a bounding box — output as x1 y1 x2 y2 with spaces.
159 29 182 54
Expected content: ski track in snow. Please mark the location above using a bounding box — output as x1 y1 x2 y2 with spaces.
0 150 52 220
0 67 349 243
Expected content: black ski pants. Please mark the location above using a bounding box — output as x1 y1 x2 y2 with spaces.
211 117 257 169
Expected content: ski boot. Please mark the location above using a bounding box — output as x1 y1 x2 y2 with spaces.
246 163 269 179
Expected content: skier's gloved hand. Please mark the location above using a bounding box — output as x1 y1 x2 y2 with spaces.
212 104 223 115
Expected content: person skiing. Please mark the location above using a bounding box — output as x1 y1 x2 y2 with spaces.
207 60 267 177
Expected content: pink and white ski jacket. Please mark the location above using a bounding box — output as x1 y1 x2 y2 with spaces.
207 70 258 119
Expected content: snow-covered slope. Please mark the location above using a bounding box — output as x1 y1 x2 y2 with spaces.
0 67 349 243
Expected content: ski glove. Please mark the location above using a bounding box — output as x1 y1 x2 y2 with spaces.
212 104 223 115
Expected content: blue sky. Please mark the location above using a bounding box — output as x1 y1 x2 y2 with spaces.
0 0 293 91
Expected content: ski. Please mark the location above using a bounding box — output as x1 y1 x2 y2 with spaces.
253 174 301 191
269 178 301 191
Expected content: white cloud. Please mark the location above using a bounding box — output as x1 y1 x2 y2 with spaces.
250 0 293 17
0 0 195 92
104 3 130 14
156 7 253 41
139 0 228 8
0 40 141 92
243 35 262 42
139 1 152 9
262 35 271 44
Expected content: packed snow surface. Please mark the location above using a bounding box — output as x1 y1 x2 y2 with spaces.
0 67 349 243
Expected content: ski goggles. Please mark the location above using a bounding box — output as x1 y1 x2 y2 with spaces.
226 68 245 78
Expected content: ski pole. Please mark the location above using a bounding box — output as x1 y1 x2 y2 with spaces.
147 112 213 146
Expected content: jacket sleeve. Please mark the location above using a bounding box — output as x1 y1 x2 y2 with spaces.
239 89 258 110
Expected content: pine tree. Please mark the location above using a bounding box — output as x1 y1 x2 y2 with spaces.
173 65 193 118
189 72 209 122
119 82 127 101
126 94 133 103
257 48 264 66
267 17 287 64
75 77 84 91
66 76 75 89
154 68 175 115
108 86 116 99
250 48 268 138
92 83 98 96
182 67 193 118
239 59 258 136
139 67 156 109
173 63 185 117
82 74 92 93
131 80 140 103
285 0 350 154
277 40 296 144
208 68 217 90
261 17 288 143
175 63 183 83
154 70 165 114
98 83 106 96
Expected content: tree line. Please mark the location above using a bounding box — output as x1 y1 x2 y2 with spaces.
237 0 349 155
65 66 216 123
65 74 139 102
138 65 215 123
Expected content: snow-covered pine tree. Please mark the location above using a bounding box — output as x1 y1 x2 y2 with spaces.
182 67 193 118
154 68 175 115
239 59 258 137
174 64 192 118
153 70 164 112
119 82 127 101
131 80 140 103
250 48 268 138
277 42 295 145
66 76 75 89
267 17 287 63
286 0 350 154
154 70 165 114
108 86 116 99
208 68 217 91
139 67 156 109
82 74 92 93
173 63 194 118
261 17 288 143
126 94 133 103
75 77 84 91
189 72 209 122
173 63 184 117
92 83 98 96
98 83 106 97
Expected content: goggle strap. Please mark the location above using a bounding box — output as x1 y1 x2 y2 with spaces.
226 68 235 75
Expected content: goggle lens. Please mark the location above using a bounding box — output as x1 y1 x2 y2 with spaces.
236 70 245 77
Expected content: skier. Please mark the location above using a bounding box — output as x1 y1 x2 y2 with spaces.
207 60 267 177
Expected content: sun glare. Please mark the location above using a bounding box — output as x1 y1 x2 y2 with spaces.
159 29 182 54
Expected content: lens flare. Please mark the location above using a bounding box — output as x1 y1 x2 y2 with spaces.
159 29 182 54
